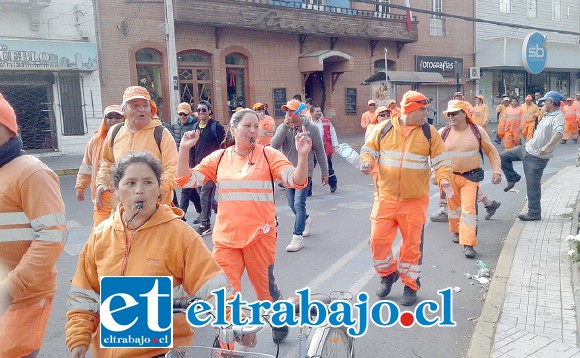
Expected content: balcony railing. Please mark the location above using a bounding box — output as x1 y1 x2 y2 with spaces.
239 0 416 22
174 0 418 42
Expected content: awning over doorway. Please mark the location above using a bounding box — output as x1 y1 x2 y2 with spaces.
361 70 446 84
299 50 353 73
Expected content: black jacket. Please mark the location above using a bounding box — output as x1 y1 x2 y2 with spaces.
190 119 225 167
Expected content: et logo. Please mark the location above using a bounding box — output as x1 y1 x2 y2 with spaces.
100 276 173 348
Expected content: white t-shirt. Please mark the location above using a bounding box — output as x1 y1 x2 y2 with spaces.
525 110 564 159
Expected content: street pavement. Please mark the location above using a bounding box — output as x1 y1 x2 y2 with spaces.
33 129 580 358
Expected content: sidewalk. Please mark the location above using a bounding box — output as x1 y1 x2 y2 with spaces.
468 165 580 357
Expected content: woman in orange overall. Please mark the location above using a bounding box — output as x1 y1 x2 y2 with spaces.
176 108 311 343
502 98 524 150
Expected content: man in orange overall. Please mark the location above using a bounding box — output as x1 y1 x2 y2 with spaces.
495 97 510 144
75 105 125 227
439 100 502 258
521 95 540 141
360 91 454 306
473 95 489 130
361 100 377 129
502 98 524 150
562 98 579 144
253 102 276 145
573 93 580 110
0 94 67 357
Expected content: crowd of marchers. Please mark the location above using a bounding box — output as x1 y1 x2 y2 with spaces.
0 84 570 357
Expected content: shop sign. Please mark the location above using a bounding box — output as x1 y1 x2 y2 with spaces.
522 32 547 75
415 56 462 77
0 38 97 71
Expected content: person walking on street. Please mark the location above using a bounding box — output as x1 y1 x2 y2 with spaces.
309 105 339 193
427 98 437 125
271 100 329 252
501 91 565 221
473 95 489 130
495 97 510 144
171 102 202 223
76 105 125 227
0 93 67 358
253 102 275 146
361 100 377 129
188 100 226 236
176 109 312 343
573 93 580 110
360 90 454 306
96 86 178 208
521 95 540 142
501 98 524 150
439 100 502 258
561 98 579 144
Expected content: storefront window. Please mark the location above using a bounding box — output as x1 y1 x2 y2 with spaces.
225 53 248 112
177 50 213 106
492 70 525 100
135 48 164 107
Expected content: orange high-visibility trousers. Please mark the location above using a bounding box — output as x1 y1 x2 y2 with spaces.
213 233 281 302
0 298 53 358
563 121 579 141
370 195 428 291
503 130 521 150
521 122 536 140
447 175 479 247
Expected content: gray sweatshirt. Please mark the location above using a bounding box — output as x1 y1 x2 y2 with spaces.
270 116 329 177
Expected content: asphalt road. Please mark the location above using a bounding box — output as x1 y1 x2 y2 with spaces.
40 140 579 358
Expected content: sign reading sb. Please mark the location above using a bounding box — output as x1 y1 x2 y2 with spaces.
522 32 547 75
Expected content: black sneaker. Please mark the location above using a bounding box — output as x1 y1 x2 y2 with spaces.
376 271 400 298
272 325 289 343
451 233 459 243
195 225 212 237
330 185 337 193
518 213 541 221
484 201 501 220
503 180 519 192
192 215 201 225
464 245 477 258
400 285 417 306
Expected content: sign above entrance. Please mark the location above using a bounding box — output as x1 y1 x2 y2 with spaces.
0 38 97 71
415 56 462 77
522 32 547 75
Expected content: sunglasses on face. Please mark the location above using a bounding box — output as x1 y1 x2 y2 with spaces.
178 112 189 116
378 113 388 117
369 104 376 106
411 100 430 105
447 111 462 117
255 108 265 111
196 108 208 113
106 113 123 119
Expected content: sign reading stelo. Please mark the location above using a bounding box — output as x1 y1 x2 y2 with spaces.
522 32 547 74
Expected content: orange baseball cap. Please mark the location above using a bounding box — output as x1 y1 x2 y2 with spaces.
177 102 192 113
122 86 151 105
367 100 377 106
525 95 533 101
475 95 484 101
252 102 267 110
400 91 429 114
0 93 17 135
444 100 474 123
566 98 573 101
376 106 389 114
281 99 301 111
104 105 124 116
234 107 244 113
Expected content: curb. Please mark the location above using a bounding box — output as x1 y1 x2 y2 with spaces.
466 166 576 358
54 169 79 176
572 191 580 346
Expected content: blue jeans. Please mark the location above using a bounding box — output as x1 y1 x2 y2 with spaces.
285 177 310 236
500 145 549 217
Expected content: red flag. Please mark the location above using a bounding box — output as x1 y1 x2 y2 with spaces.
405 0 413 32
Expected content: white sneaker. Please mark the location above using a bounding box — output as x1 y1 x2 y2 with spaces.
286 234 304 252
302 216 312 237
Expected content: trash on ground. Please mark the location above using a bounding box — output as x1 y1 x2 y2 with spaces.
453 286 461 292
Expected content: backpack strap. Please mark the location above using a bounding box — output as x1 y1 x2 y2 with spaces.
153 125 163 152
378 120 431 155
211 121 220 145
110 122 163 152
214 148 227 184
262 146 275 203
109 122 125 147
441 125 451 141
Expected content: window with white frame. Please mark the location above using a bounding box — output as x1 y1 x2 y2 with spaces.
500 0 511 13
527 0 536 17
552 0 561 21
430 0 444 37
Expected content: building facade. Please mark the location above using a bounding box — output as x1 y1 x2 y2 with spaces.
0 0 102 155
94 0 473 133
474 0 580 120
